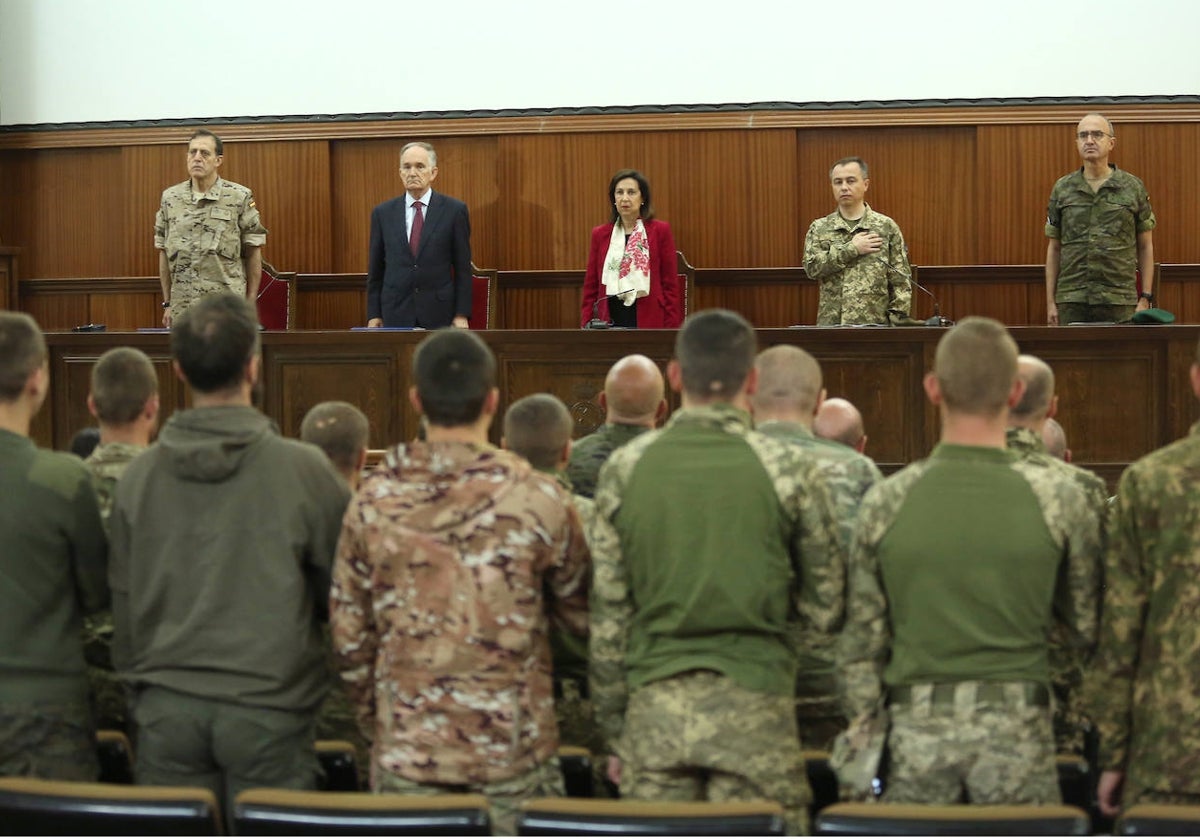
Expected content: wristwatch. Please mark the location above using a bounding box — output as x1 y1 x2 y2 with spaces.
161 300 171 308
1139 291 1155 303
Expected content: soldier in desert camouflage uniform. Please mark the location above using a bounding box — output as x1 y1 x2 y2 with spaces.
566 354 666 500
80 347 160 734
840 318 1101 805
331 332 589 835
590 310 845 834
804 157 912 327
751 345 881 751
155 128 267 327
1046 113 1156 326
1087 337 1200 816
1005 355 1107 756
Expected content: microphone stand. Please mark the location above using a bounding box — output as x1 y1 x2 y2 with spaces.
871 252 954 327
584 288 637 330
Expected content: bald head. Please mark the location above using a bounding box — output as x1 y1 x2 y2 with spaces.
1042 417 1070 461
814 397 866 451
1011 355 1056 426
751 345 823 423
603 354 666 426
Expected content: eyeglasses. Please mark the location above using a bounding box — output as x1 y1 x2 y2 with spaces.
1077 130 1111 141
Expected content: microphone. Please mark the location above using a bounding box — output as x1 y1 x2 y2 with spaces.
585 288 637 330
869 248 953 327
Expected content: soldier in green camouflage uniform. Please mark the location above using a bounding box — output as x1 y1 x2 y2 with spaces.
752 345 882 752
1086 340 1200 816
803 157 912 326
1045 113 1156 326
590 311 845 834
566 354 666 499
156 129 267 326
80 347 160 736
0 312 108 781
504 393 611 796
1005 355 1107 756
331 333 589 835
840 318 1101 805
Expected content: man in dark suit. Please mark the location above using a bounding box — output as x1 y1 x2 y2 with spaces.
367 142 473 329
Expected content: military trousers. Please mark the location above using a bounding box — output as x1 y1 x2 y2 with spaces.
619 670 811 835
374 756 564 836
884 680 1060 805
132 686 318 822
1057 302 1136 325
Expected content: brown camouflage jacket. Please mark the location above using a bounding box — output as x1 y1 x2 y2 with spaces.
330 441 590 785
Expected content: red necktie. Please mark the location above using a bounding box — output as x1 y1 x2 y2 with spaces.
410 200 424 253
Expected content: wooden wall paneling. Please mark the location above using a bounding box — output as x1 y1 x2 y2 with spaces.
295 275 368 329
0 246 18 311
1165 332 1200 449
494 272 581 330
88 292 158 330
329 137 499 274
121 144 181 276
1159 265 1200 325
795 126 977 268
262 342 408 448
24 296 89 331
0 148 124 280
973 124 1078 265
694 269 806 328
1106 123 1200 266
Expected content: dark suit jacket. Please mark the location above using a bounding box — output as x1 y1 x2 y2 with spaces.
367 191 472 328
579 219 682 328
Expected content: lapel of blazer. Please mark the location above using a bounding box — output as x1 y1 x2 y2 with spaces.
392 197 415 259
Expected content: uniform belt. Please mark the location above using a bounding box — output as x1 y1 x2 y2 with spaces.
889 681 1049 707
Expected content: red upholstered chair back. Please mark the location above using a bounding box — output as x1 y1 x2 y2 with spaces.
256 261 294 330
677 250 695 319
469 264 496 330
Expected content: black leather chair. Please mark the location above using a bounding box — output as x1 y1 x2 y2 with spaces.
233 789 491 835
96 729 134 785
558 745 594 798
805 749 839 816
517 797 786 835
316 739 361 792
0 777 221 834
1056 754 1090 811
814 802 1090 836
1116 804 1200 835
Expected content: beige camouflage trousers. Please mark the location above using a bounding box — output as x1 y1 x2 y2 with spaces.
374 757 564 836
884 681 1060 804
618 670 811 835
0 702 98 781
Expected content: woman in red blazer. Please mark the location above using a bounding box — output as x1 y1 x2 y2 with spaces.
579 169 683 329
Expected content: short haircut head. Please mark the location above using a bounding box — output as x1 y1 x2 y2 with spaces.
830 156 869 179
752 345 823 415
90 347 159 425
301 401 370 474
504 393 573 472
190 128 223 155
413 329 496 427
170 293 261 394
69 426 101 459
933 317 1019 415
1011 355 1055 421
1042 417 1068 460
400 141 437 167
0 311 47 402
675 309 757 400
608 168 655 223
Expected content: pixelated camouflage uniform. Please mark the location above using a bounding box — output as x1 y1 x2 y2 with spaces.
330 441 589 832
803 204 912 326
1006 426 1108 755
840 447 1101 804
565 422 649 500
758 419 882 751
155 177 267 320
1046 166 1155 307
589 404 846 834
81 441 146 735
1086 423 1200 808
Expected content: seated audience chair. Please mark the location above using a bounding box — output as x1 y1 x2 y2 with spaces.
516 797 786 835
233 789 491 835
676 250 695 320
813 802 1090 836
0 777 221 834
96 729 134 785
256 260 295 330
558 745 594 798
469 263 496 330
1056 754 1089 812
1116 804 1200 835
316 739 361 792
